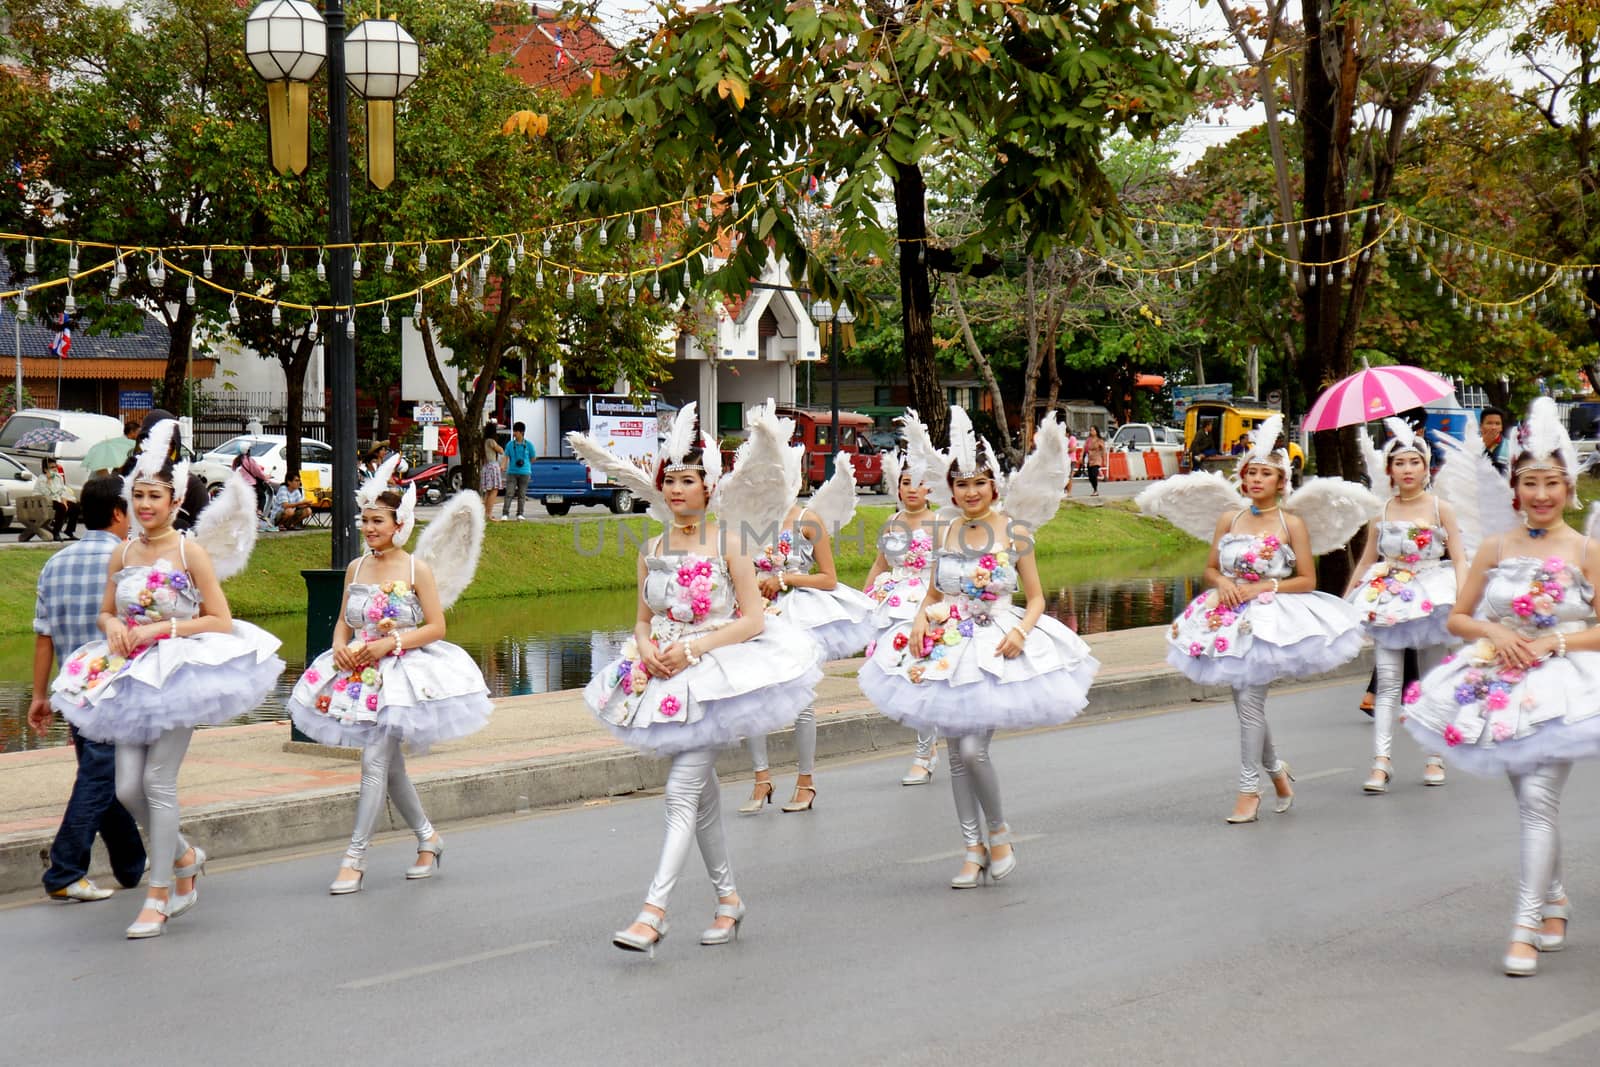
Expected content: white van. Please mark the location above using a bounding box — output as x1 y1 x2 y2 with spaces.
0 409 127 491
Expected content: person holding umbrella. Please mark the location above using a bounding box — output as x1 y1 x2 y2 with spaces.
84 421 140 477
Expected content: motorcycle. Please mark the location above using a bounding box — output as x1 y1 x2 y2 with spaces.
397 460 449 505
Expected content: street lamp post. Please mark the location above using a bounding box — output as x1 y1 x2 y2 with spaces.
811 283 853 483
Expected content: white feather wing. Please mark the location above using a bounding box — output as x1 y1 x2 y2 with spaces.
414 490 486 610
1135 471 1246 543
1283 478 1383 555
807 458 859 534
567 431 668 523
191 473 260 582
1360 429 1388 496
901 409 952 509
1002 413 1071 530
714 412 796 555
1432 419 1514 558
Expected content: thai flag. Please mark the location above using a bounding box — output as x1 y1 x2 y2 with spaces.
552 28 567 68
49 315 71 358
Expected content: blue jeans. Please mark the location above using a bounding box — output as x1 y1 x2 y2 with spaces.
43 726 147 892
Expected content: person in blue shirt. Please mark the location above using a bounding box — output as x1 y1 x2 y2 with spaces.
28 475 148 902
501 421 536 520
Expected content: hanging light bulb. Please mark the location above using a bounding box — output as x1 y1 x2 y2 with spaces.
1209 257 1218 274
352 248 362 279
146 255 159 286
243 251 255 281
228 298 240 326
479 251 490 282
542 234 552 257
201 247 213 279
114 250 127 280
154 262 166 289
1278 259 1287 277
450 242 460 271
185 276 195 306
572 228 583 254
1323 269 1333 286
63 284 76 316
652 272 661 300
108 273 122 298
67 243 79 275
412 293 423 320
628 281 637 305
448 274 458 306
682 197 692 226
271 301 281 326
595 274 606 300
1307 269 1317 287
565 270 576 300
654 209 662 237
281 249 292 282
418 243 428 271
599 222 609 247
23 239 36 274
626 214 636 241
385 244 395 273
16 291 28 317
308 315 318 340
1257 253 1266 270
536 263 545 287
381 303 392 334
345 313 355 339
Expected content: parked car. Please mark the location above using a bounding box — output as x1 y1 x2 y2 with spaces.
775 407 885 490
1108 423 1185 453
0 450 40 532
190 435 335 496
0 408 125 491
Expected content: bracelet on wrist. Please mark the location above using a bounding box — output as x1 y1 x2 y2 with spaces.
169 618 178 640
778 571 788 592
1557 632 1568 658
1271 578 1281 593
685 640 700 666
392 631 405 656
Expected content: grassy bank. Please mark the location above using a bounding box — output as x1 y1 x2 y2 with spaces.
0 501 1191 634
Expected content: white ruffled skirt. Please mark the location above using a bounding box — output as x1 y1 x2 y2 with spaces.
287 640 492 752
858 602 1099 735
769 583 877 660
54 623 285 746
585 617 824 756
1404 638 1600 775
1348 562 1458 650
1166 590 1364 688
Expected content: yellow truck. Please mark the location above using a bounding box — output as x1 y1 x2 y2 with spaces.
1182 401 1305 483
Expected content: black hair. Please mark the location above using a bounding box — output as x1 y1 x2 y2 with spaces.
118 411 207 529
654 448 706 492
123 419 141 436
1482 406 1510 426
285 469 301 482
79 474 126 531
513 421 526 434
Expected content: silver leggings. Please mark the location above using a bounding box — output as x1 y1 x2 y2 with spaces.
947 731 1005 847
645 749 735 909
1373 645 1445 760
915 731 937 759
346 734 434 862
748 704 816 776
1232 685 1281 794
1508 762 1572 930
114 730 194 890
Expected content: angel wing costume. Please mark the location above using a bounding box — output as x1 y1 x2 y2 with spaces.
579 403 823 756
866 410 939 630
54 419 286 745
1405 397 1600 775
1137 414 1374 687
1345 418 1460 649
858 409 1100 735
287 459 493 752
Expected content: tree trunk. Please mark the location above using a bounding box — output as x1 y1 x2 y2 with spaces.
159 302 196 414
894 163 947 442
279 330 315 477
947 279 1020 465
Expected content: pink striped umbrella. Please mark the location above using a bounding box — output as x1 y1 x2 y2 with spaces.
1303 360 1455 432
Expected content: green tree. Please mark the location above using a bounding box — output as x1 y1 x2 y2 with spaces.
568 0 1202 442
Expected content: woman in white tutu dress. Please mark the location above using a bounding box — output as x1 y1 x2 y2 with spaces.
572 404 823 955
860 409 1097 888
288 457 492 893
1139 415 1374 824
862 439 941 785
741 435 875 814
1403 398 1600 976
1344 418 1464 793
53 420 284 938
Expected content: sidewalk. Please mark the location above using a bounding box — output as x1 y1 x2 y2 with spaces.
0 625 1371 894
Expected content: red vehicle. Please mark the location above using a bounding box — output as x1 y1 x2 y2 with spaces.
776 407 884 490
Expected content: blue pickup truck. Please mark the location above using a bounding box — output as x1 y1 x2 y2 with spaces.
508 393 666 516
527 457 649 515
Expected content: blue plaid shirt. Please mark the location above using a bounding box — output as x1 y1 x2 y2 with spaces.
34 530 121 666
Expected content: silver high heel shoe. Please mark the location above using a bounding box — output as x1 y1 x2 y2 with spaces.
168 846 207 918
1270 761 1296 813
1505 926 1541 976
329 855 366 895
406 835 444 879
950 848 989 889
1537 901 1571 952
988 828 1018 882
1422 756 1446 786
738 780 774 815
699 901 746 945
125 895 172 939
613 912 668 957
901 754 937 786
1362 759 1391 794
1225 792 1262 824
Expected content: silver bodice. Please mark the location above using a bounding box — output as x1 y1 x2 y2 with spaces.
1218 532 1296 581
114 565 201 622
644 553 737 638
1481 556 1594 637
934 549 1019 605
1375 520 1448 566
344 583 425 638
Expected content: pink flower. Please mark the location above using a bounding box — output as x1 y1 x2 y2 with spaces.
887 595 901 607
1511 595 1535 618
1419 601 1433 614
65 659 83 676
864 640 877 658
1443 724 1463 747
659 695 681 717
978 554 997 570
1499 667 1526 685
332 678 348 693
1441 653 1457 664
1403 681 1422 705
1188 642 1204 657
1213 636 1229 653
365 693 379 711
1492 721 1513 742
1255 591 1276 605
304 669 321 685
1546 557 1568 574
1485 689 1510 712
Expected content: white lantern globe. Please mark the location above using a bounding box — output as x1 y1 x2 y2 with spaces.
345 18 420 101
244 0 327 83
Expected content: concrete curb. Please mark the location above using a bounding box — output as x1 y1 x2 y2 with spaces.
1 651 1372 895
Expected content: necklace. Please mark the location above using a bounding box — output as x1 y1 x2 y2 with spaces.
672 520 700 533
901 505 929 518
1396 490 1427 503
1248 503 1280 516
139 528 178 546
1523 516 1554 540
962 507 996 525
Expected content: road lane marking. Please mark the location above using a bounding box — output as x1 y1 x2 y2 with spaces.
900 834 1045 864
1508 1008 1600 1053
339 939 557 989
1294 768 1352 782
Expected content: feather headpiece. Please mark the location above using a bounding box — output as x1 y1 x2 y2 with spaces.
1508 396 1578 490
657 402 721 490
1235 412 1292 483
355 453 417 547
124 418 191 525
1381 416 1430 467
947 406 991 479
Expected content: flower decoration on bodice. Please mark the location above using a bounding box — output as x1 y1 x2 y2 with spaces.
756 530 794 573
126 560 190 630
1506 557 1571 632
358 580 414 641
901 529 932 573
1359 560 1433 619
668 558 716 623
1229 533 1280 583
957 551 1013 602
1395 524 1436 565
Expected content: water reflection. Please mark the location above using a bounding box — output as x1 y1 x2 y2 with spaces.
4 548 1208 752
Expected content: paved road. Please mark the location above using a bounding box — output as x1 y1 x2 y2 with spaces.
10 679 1594 1065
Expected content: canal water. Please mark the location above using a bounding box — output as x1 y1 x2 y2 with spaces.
4 547 1207 753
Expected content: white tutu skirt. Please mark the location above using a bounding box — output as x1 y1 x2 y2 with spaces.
858 604 1099 735
1348 563 1458 650
585 617 825 756
867 573 931 630
1167 590 1364 688
287 640 492 752
54 623 285 746
1404 640 1600 775
769 583 877 660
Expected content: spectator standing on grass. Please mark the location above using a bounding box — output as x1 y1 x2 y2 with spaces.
273 472 314 530
502 422 535 520
28 474 147 903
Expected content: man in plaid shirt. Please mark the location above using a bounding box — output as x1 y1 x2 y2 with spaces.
28 475 146 902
